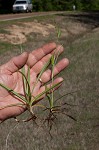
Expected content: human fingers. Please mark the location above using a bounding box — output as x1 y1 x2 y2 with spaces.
39 58 69 83
27 42 57 68
30 44 64 75
0 52 28 74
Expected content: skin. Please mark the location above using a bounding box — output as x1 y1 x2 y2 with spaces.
0 43 69 122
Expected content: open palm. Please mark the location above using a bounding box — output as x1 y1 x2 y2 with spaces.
0 43 69 121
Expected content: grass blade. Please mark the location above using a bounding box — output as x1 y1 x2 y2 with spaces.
0 103 25 110
27 66 30 86
31 81 62 105
19 69 31 102
32 57 51 92
0 83 27 103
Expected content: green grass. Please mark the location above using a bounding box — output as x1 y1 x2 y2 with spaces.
0 42 13 54
0 29 10 34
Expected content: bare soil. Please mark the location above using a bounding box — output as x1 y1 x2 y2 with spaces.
0 21 55 44
0 18 87 45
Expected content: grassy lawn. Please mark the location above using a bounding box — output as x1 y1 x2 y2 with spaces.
0 12 99 150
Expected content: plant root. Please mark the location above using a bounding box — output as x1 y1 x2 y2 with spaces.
43 105 76 130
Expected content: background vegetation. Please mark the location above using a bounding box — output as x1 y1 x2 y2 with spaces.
0 0 99 13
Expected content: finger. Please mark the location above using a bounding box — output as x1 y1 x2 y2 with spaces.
30 44 64 75
40 58 69 83
51 44 64 55
27 42 56 68
30 54 51 75
1 52 28 74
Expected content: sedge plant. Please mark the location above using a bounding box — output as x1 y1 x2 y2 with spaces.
0 52 62 122
0 26 76 128
41 25 76 130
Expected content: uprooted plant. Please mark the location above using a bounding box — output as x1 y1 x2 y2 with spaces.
0 27 76 130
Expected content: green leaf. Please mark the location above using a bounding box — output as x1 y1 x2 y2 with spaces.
19 68 31 102
31 81 62 105
32 57 51 92
57 27 61 39
0 103 25 110
0 83 27 103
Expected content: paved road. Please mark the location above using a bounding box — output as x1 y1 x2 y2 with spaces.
0 11 65 21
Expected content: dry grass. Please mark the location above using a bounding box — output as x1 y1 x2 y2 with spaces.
0 12 99 150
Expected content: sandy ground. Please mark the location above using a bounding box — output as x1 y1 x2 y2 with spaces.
0 19 87 44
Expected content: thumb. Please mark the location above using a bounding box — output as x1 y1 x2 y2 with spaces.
3 52 28 74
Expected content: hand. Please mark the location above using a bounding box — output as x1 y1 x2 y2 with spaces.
0 43 69 121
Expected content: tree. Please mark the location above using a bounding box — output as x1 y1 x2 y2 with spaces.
32 0 43 11
73 0 83 10
89 0 99 10
42 0 53 11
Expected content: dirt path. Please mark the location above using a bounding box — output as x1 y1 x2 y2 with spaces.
0 11 65 21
